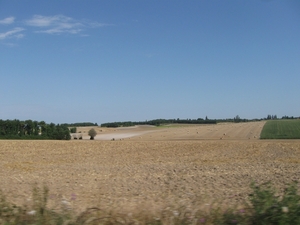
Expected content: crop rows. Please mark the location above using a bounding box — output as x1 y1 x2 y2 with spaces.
260 120 300 139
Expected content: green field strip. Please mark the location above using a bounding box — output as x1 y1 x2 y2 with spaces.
260 120 300 139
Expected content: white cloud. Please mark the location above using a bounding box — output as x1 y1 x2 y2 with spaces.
0 17 15 25
15 33 24 39
0 27 24 40
25 15 84 34
25 15 112 35
85 21 113 28
0 14 111 43
25 15 61 27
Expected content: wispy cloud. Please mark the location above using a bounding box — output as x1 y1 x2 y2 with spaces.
0 14 111 44
0 17 15 25
25 15 82 34
0 27 24 40
25 15 111 35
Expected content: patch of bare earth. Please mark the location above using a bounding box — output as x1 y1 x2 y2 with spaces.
0 121 299 213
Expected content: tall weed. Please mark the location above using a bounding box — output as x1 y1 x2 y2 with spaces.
0 182 299 225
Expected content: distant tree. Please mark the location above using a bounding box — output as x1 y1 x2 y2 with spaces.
234 115 241 123
61 122 98 127
88 128 97 140
24 120 33 135
272 115 277 120
70 127 77 133
33 121 39 135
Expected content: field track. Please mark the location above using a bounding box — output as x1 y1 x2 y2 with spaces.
1 121 300 212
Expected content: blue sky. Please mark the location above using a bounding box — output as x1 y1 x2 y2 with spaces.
1 0 299 124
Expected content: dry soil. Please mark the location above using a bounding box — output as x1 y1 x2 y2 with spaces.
0 121 300 213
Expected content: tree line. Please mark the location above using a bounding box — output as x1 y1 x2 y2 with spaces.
265 115 299 120
61 122 98 127
101 118 217 128
100 115 260 128
0 119 71 140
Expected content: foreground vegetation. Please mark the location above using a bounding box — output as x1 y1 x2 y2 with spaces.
260 119 300 139
0 182 299 225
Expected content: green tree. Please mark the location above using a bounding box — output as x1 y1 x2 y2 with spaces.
70 127 77 133
234 115 241 123
88 128 97 140
25 120 33 135
33 121 39 135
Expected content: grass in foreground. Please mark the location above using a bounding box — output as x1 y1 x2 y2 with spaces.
260 120 300 139
0 182 300 225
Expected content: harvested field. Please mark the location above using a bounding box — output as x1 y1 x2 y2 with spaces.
75 121 265 140
1 121 300 213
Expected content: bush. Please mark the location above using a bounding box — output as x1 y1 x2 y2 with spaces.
88 128 97 140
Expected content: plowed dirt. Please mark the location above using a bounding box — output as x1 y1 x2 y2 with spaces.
1 121 299 213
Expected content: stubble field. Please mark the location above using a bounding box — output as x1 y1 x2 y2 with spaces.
1 121 300 213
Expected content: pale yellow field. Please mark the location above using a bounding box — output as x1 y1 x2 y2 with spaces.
0 121 300 213
75 121 265 140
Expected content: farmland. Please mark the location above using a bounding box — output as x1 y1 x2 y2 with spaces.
75 121 265 141
0 121 300 215
260 119 300 139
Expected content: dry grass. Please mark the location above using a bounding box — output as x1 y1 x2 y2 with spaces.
0 122 300 216
75 121 265 140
